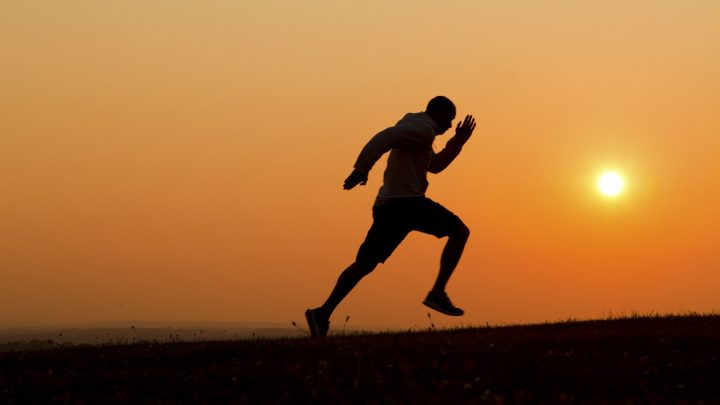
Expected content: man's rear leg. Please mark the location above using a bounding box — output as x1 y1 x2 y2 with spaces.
307 260 377 336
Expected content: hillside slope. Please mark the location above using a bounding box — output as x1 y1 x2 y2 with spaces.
2 315 719 403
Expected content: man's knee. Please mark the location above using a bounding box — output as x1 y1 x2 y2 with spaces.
452 221 470 240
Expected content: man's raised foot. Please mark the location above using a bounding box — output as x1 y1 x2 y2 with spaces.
422 290 464 316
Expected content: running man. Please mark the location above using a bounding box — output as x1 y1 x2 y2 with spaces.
306 96 476 337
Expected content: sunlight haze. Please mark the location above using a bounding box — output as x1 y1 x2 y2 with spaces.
2 0 719 329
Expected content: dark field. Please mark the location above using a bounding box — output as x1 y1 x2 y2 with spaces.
2 315 720 403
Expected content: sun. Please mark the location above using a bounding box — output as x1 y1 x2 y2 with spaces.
597 171 625 197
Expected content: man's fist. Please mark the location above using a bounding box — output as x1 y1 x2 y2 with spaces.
343 169 368 190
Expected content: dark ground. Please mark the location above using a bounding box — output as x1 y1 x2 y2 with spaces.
2 314 720 403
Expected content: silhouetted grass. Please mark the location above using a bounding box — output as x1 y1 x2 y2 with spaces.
2 314 720 403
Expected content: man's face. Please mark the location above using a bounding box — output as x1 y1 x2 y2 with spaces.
434 110 455 135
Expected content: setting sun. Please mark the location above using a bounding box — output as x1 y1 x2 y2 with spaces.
597 171 625 197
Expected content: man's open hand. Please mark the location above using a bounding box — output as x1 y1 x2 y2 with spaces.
343 169 368 190
455 115 476 143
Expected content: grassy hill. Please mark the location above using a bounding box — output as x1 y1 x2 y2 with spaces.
2 314 719 403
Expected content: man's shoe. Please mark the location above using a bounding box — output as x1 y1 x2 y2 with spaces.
305 308 330 337
423 291 464 316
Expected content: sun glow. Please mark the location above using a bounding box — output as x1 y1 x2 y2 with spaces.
598 171 625 197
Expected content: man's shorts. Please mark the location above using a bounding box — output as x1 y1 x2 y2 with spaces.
356 197 465 264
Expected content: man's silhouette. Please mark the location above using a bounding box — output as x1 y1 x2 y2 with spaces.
306 96 476 337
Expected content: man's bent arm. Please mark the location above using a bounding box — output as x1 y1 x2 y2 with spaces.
428 135 465 174
429 114 476 174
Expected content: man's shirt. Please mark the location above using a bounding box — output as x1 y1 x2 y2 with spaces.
353 112 466 206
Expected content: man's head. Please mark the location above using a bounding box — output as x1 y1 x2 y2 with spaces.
425 96 456 135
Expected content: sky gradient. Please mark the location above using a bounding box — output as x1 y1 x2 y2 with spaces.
2 1 719 329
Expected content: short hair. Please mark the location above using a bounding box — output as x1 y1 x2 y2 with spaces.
426 96 456 116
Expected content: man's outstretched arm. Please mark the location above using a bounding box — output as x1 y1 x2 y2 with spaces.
343 124 434 190
344 169 368 190
428 115 476 174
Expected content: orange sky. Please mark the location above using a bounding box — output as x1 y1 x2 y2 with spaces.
2 1 719 329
